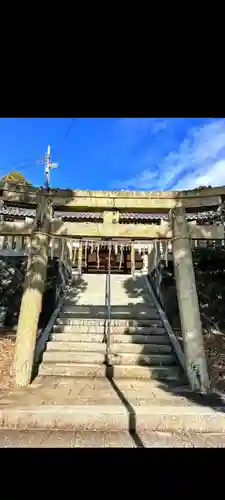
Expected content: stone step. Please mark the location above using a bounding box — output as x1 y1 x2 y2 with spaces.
64 298 105 304
60 307 159 320
2 406 225 433
39 363 183 381
112 334 170 344
109 353 176 366
112 344 172 354
64 297 155 306
46 342 107 353
59 310 159 320
39 363 105 378
0 429 139 447
45 363 182 380
55 318 163 327
62 305 158 312
46 341 172 354
52 324 166 334
50 333 170 344
42 351 106 365
42 350 175 366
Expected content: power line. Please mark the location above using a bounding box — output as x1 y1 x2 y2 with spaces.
63 118 76 142
0 155 44 173
51 118 76 159
0 119 76 178
0 118 76 188
41 119 76 189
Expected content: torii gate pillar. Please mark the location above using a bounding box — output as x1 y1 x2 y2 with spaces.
13 198 52 388
171 205 211 393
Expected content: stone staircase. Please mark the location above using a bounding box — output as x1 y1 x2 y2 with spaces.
39 273 184 383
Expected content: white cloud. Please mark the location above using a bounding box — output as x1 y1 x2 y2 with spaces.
175 159 225 190
115 169 158 190
115 118 225 190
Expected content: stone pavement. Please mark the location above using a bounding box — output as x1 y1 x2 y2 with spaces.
0 377 197 407
1 429 225 447
0 377 225 434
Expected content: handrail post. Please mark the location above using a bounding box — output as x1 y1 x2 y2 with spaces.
106 244 111 365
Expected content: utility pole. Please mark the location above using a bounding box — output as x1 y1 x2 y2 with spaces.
44 145 58 189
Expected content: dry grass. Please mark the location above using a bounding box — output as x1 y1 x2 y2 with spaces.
0 327 42 398
163 277 225 394
173 327 225 393
204 330 225 392
0 330 16 398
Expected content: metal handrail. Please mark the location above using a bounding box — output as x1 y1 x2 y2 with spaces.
144 274 185 371
106 256 111 365
34 260 72 365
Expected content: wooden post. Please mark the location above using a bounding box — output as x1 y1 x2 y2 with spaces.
171 205 211 393
13 198 52 388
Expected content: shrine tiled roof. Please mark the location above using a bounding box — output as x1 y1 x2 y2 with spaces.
0 206 222 222
0 206 36 217
119 211 221 221
54 211 103 219
120 212 166 220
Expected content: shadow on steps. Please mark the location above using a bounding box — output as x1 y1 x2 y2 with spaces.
105 364 145 448
122 274 225 414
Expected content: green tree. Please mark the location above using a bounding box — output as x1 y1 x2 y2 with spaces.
1 171 32 186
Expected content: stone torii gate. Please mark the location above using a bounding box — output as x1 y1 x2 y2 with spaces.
1 183 225 391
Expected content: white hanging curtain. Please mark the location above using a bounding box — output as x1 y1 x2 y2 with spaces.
7 236 13 251
84 240 88 267
108 242 112 268
78 241 83 272
72 240 79 266
96 242 100 269
153 240 157 268
60 238 65 262
159 241 163 258
156 240 161 267
68 239 73 264
165 241 169 267
16 236 23 251
73 246 77 265
51 237 55 260
119 244 123 270
160 240 168 267
148 243 152 255
131 242 135 274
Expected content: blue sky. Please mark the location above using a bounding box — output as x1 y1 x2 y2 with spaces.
0 117 225 191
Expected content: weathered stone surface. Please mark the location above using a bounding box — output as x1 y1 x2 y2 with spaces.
1 429 225 447
50 221 225 240
2 183 223 211
12 198 52 388
39 363 182 380
172 206 211 392
46 340 172 354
